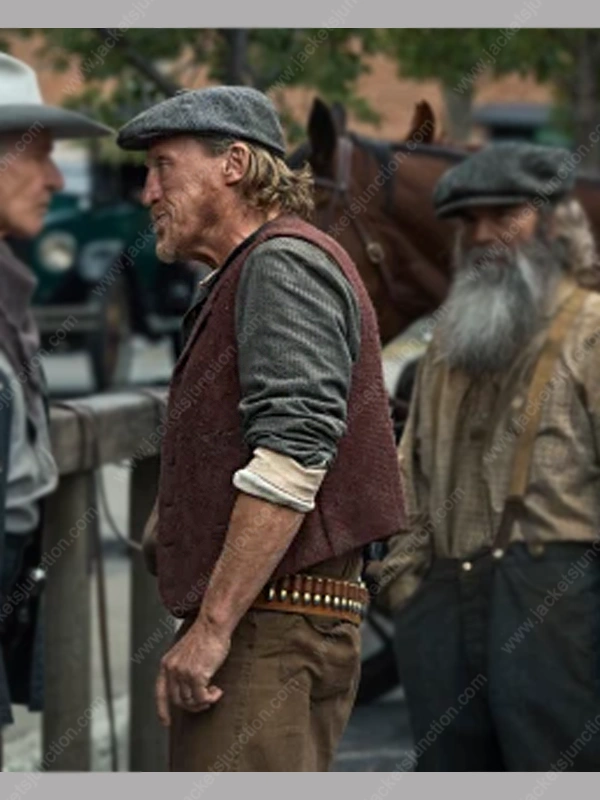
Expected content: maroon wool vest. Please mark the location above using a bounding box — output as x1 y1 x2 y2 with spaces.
156 215 404 616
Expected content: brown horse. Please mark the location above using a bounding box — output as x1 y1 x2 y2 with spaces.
288 99 463 344
290 99 600 346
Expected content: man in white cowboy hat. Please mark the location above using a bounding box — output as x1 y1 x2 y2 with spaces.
0 52 111 731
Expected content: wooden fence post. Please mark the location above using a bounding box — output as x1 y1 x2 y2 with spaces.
44 390 168 772
128 455 168 771
42 471 94 771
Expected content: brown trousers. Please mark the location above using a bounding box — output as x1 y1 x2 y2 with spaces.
169 552 363 772
169 608 360 771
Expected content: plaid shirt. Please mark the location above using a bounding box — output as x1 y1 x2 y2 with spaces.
383 279 600 607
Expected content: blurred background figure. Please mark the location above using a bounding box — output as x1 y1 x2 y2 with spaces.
553 196 600 290
379 143 600 771
0 52 110 737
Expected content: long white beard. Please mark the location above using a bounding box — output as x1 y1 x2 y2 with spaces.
438 239 561 375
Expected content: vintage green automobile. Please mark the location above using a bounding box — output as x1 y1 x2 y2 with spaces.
10 158 199 391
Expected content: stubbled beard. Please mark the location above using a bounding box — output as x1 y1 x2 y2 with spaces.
154 202 221 264
156 235 177 264
438 234 564 375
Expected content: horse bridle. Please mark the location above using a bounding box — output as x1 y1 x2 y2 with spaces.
312 136 406 314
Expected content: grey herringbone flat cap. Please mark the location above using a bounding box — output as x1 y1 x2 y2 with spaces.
117 85 286 156
433 142 576 219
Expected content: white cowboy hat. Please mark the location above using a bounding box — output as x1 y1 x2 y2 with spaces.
0 52 113 138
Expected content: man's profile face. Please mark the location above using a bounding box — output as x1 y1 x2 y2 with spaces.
0 130 64 239
143 136 226 264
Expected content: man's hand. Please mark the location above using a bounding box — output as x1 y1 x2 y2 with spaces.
155 491 304 727
155 620 231 726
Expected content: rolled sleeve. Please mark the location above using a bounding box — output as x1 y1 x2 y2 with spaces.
233 447 326 512
235 236 361 469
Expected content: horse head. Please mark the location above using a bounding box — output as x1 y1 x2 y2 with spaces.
288 98 462 344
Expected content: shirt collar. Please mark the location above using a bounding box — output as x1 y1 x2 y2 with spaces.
192 222 270 297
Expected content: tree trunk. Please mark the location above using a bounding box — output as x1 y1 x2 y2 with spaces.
219 29 250 85
441 83 474 143
569 31 600 173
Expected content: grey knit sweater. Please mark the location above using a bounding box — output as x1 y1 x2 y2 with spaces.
183 234 362 469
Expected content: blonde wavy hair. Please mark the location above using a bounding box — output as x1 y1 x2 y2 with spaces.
200 135 314 220
552 198 600 290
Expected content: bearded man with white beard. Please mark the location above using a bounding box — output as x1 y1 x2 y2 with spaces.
377 143 600 771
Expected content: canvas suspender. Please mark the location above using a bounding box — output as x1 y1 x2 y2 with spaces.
492 282 588 551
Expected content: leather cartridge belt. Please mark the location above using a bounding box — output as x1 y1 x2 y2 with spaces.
252 573 369 625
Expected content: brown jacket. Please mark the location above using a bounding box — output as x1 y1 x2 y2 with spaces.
156 216 404 616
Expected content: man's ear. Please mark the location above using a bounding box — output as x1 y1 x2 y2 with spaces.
222 142 251 185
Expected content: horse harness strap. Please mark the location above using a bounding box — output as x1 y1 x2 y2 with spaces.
430 280 588 556
314 136 407 318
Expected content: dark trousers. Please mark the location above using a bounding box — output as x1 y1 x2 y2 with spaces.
0 533 32 726
1 533 31 591
393 542 600 771
0 531 44 724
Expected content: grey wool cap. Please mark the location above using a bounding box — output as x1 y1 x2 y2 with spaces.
117 85 286 156
433 142 576 219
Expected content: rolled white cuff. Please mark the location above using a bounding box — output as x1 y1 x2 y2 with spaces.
233 447 327 513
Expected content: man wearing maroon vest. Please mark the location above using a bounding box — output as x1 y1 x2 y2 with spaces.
118 86 403 771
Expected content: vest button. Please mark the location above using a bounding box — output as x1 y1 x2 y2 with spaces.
461 561 473 572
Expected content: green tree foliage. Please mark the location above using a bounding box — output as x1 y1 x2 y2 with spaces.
383 28 600 166
383 29 525 88
7 28 382 138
